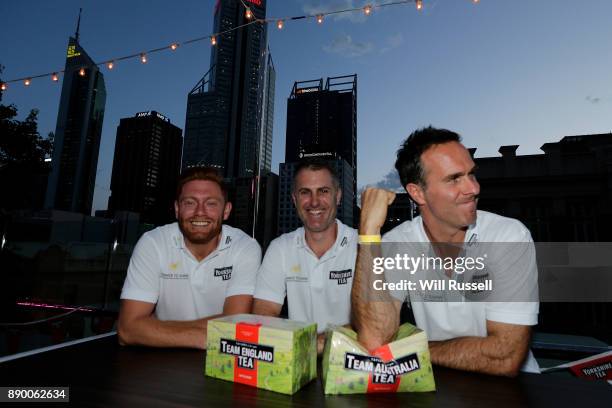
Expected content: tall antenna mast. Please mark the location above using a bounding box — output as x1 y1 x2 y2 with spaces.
75 8 82 42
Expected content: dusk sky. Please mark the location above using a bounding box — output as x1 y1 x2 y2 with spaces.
2 0 612 213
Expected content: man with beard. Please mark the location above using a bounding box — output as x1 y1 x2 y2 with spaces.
252 160 357 353
118 167 261 349
352 127 539 376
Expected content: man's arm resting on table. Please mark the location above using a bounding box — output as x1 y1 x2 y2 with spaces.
117 294 253 349
428 320 531 377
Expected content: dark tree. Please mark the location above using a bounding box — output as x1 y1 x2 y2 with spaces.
0 65 53 211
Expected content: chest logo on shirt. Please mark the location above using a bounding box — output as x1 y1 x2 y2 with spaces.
214 266 233 281
169 262 180 271
329 269 353 285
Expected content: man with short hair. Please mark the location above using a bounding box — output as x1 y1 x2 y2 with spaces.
352 126 539 376
252 160 357 352
118 167 261 349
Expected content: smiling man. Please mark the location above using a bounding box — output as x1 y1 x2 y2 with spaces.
352 127 539 376
252 160 357 353
118 167 261 349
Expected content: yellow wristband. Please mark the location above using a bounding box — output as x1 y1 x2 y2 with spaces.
358 234 382 244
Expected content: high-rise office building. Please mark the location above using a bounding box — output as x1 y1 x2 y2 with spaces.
259 46 275 174
182 0 268 178
278 75 357 234
108 111 182 225
45 17 106 215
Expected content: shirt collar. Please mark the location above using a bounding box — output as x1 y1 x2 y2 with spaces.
416 214 479 244
296 219 347 255
171 223 232 254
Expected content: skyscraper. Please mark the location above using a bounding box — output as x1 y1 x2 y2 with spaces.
258 46 275 174
45 14 106 215
108 111 182 225
182 0 268 178
278 75 358 234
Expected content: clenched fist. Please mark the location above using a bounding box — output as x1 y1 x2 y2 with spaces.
359 188 396 235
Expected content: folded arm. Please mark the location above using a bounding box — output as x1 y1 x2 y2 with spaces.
428 320 531 377
117 294 252 349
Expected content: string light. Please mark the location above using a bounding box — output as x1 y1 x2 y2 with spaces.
1 83 6 91
24 78 31 86
51 73 59 82
6 1 478 90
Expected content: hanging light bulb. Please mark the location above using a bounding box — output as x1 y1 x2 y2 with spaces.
316 14 324 24
245 7 253 20
24 78 31 86
140 53 147 63
170 43 178 51
107 61 114 70
416 0 423 10
211 35 217 46
79 68 86 76
364 4 372 15
1 83 7 91
473 0 480 3
51 73 59 82
277 19 284 29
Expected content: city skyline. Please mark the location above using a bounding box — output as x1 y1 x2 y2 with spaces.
2 0 612 213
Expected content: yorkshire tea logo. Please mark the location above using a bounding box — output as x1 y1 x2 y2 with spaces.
329 269 352 285
344 352 420 384
220 339 274 369
214 266 232 280
67 45 81 58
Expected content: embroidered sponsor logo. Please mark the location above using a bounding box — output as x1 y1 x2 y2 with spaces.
161 273 188 280
169 262 180 271
214 266 233 280
329 269 352 285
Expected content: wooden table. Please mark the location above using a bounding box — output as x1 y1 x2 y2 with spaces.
1 334 610 407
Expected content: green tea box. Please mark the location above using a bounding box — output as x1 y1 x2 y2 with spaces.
205 314 317 395
322 323 436 394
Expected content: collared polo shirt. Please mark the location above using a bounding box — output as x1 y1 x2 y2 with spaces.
383 210 540 372
120 223 261 321
254 220 357 333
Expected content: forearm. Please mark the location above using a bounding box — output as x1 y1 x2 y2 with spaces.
118 314 220 349
351 245 399 351
429 335 528 377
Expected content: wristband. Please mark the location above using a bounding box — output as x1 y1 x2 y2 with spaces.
358 234 382 244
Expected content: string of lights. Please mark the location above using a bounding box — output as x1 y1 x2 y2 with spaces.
0 0 481 91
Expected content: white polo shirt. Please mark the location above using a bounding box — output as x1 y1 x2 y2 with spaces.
120 223 261 321
383 210 540 372
254 220 357 333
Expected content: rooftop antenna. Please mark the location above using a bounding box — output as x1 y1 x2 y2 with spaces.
75 8 82 42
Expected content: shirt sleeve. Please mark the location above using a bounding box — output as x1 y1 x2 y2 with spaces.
253 239 286 305
484 226 539 326
225 238 262 297
120 233 161 304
